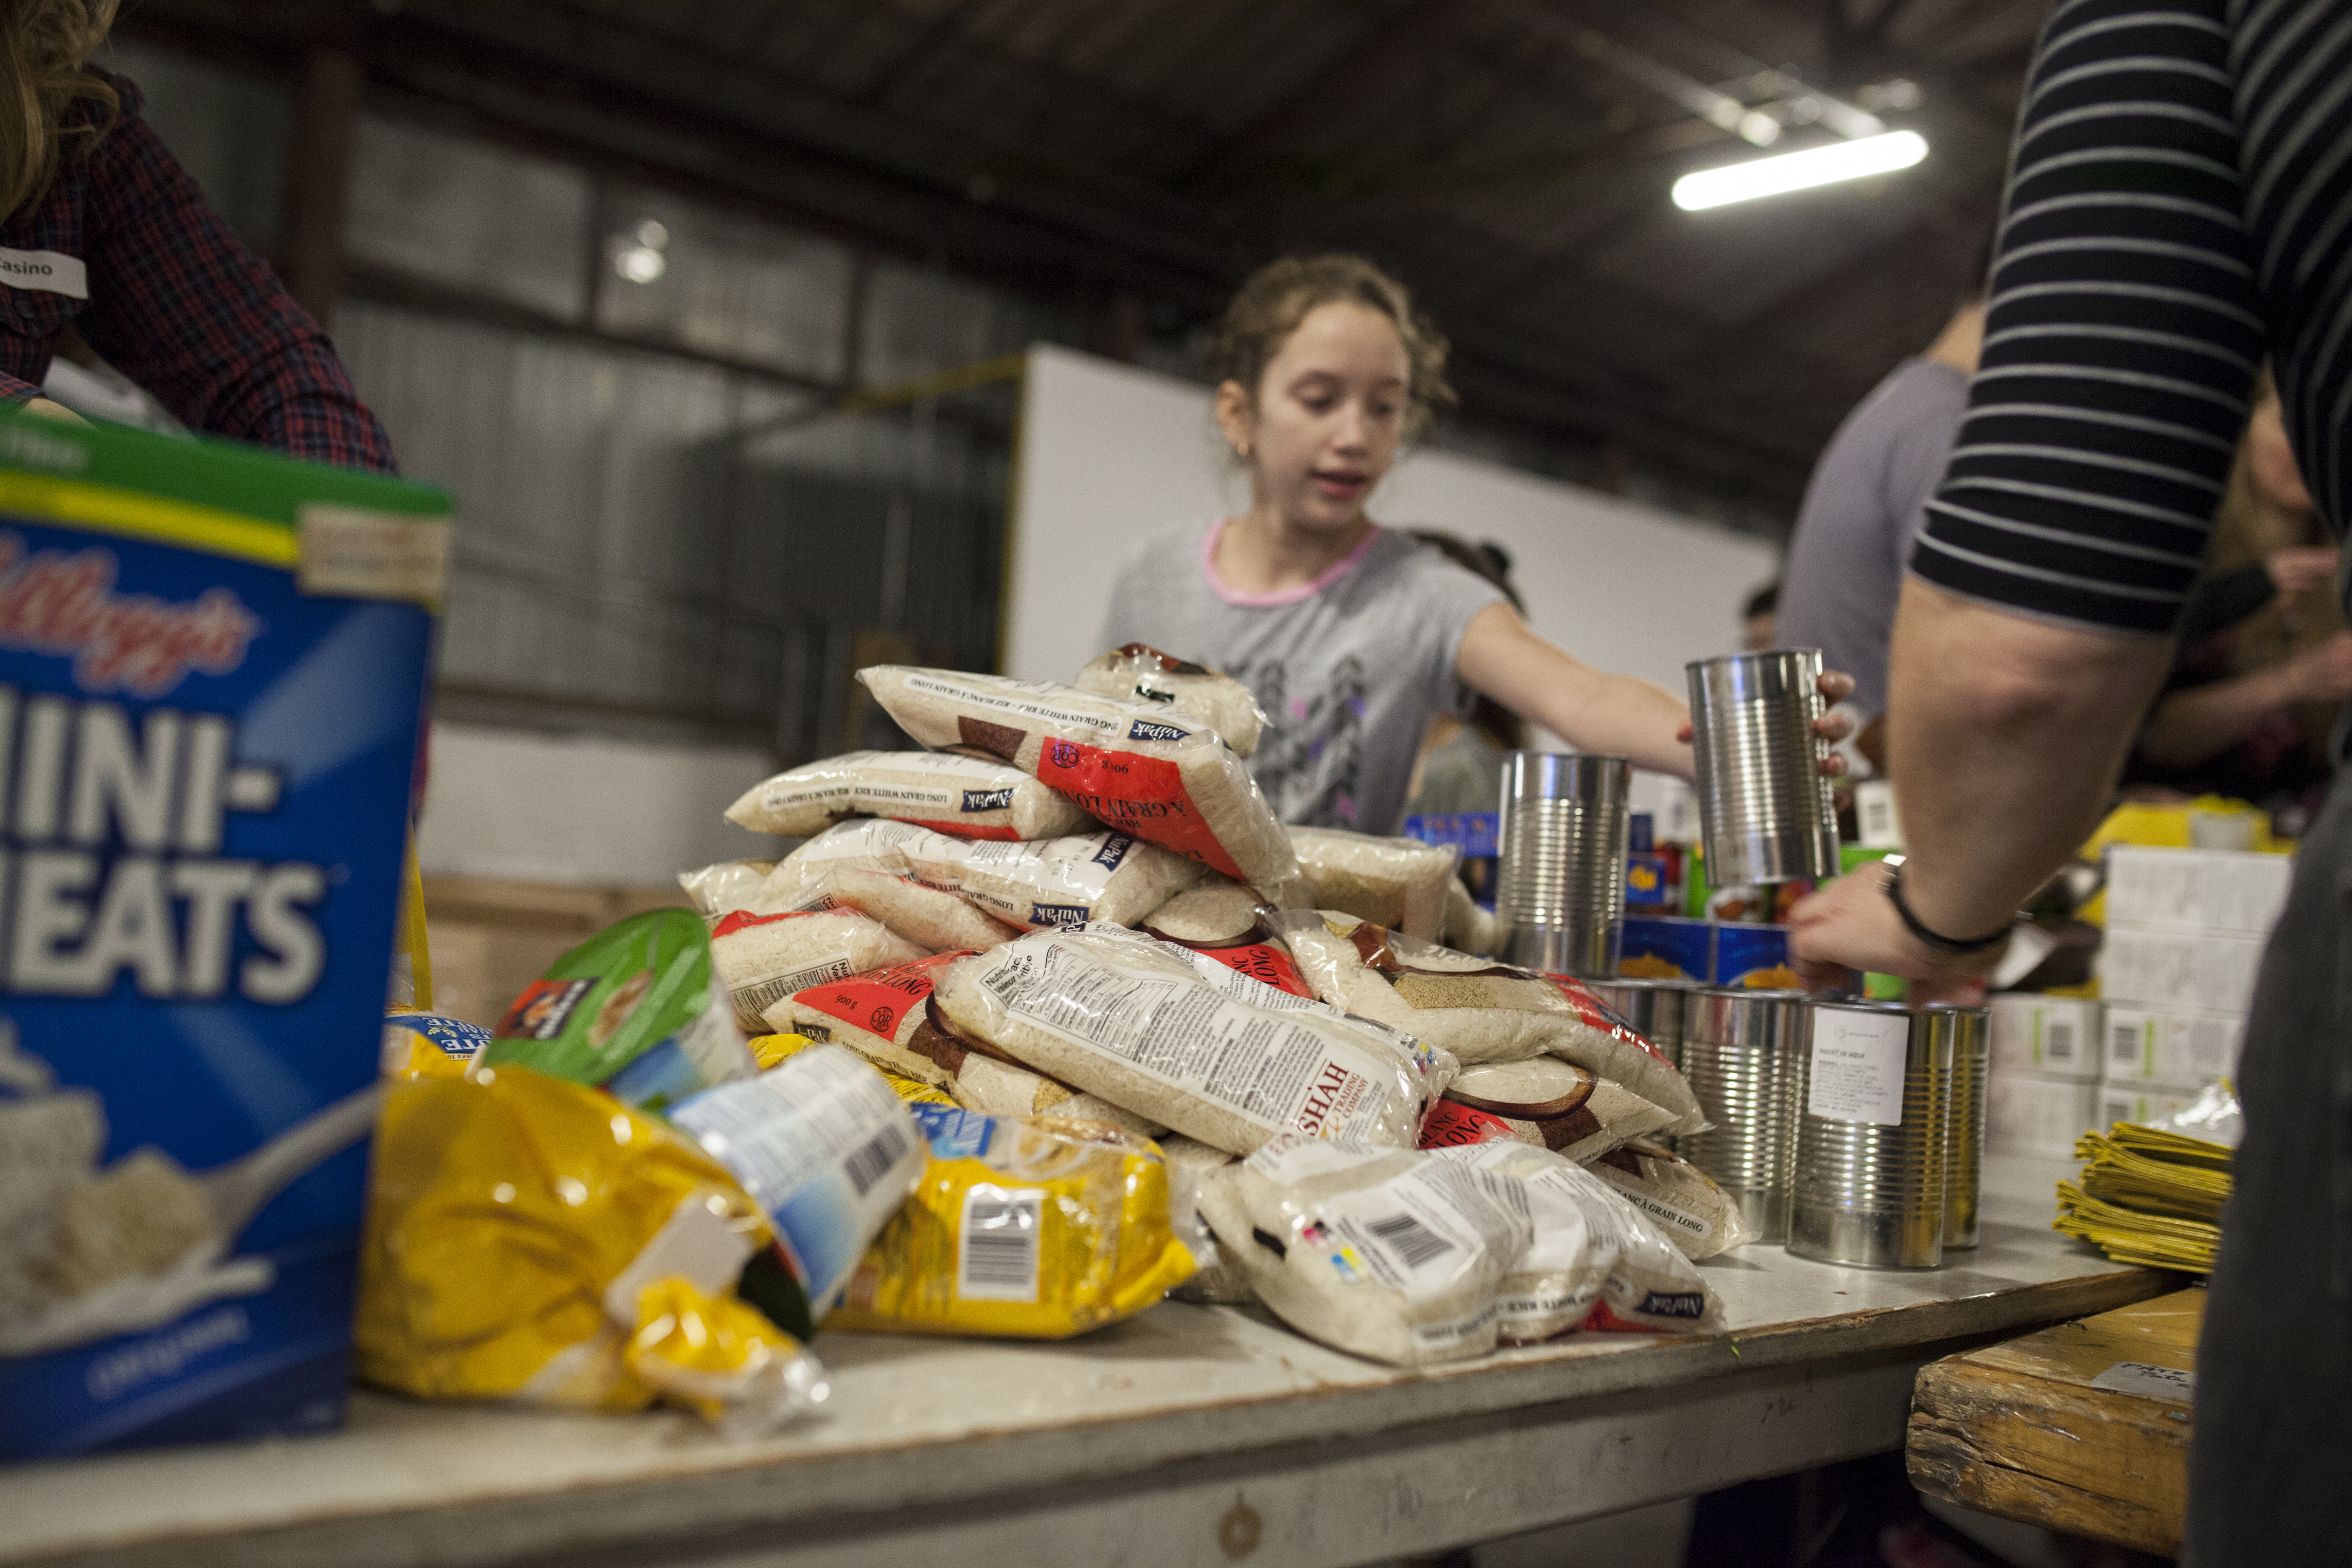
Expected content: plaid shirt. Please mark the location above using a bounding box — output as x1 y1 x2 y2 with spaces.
0 74 396 474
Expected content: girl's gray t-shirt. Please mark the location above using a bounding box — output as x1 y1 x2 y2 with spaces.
1098 519 1503 835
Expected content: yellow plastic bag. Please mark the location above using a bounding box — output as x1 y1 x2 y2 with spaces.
626 1276 831 1437
751 1031 958 1106
356 1064 824 1429
828 1106 1196 1338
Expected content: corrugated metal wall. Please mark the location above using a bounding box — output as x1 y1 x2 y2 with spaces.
111 36 1050 765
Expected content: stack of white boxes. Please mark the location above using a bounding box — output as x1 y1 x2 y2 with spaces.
1987 992 2105 1156
2096 845 2292 1125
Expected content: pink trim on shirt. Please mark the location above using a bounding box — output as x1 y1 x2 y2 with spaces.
1201 517 1384 608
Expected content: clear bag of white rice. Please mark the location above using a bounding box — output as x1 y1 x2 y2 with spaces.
1587 1137 1757 1261
931 925 1441 1157
1196 1134 1529 1366
1416 1056 1676 1164
1428 1140 1720 1340
856 666 1298 888
794 867 1022 954
725 750 1093 841
1072 643 1269 758
1280 912 1704 1134
678 858 776 918
768 954 1166 1137
760 818 1200 932
708 908 924 1034
1286 826 1457 941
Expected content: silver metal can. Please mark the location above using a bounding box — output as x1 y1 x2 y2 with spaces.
1936 1004 1991 1251
1788 1000 1953 1269
1585 977 1696 1071
1686 649 1840 885
1495 752 1633 978
1679 987 1811 1242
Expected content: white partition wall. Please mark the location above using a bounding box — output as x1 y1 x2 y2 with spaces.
1005 343 1779 701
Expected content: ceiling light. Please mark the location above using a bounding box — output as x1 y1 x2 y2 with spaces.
614 245 666 284
1672 130 1927 211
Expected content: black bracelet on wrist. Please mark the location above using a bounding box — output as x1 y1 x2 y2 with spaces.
1882 862 2014 956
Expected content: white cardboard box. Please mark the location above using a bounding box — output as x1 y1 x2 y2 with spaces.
2103 1003 2245 1090
2099 924 2268 1013
1986 1068 2105 1158
2097 1084 2198 1131
1989 993 2102 1082
2104 845 2292 936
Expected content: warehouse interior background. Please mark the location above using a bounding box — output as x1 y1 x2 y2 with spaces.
92 0 2045 892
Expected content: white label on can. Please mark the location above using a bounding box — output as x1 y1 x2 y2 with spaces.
1808 1008 1911 1126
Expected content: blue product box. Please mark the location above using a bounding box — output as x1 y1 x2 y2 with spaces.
1628 812 1653 853
1714 922 1797 987
0 412 446 1460
1401 811 1500 859
1625 851 1674 911
1618 915 1713 981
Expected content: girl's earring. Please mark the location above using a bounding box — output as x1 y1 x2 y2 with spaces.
1236 439 1251 459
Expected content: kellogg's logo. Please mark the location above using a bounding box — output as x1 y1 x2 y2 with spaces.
1125 719 1187 743
0 532 261 696
960 786 1015 812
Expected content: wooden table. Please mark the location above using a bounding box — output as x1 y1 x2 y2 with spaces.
1909 1287 2201 1556
3 1155 2169 1568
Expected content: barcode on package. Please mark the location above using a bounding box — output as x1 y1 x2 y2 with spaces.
843 1124 911 1197
2112 1023 2140 1064
1365 1211 1454 1270
2045 1020 2074 1061
958 1187 1043 1301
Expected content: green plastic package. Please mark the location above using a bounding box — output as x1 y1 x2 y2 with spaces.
480 910 754 1110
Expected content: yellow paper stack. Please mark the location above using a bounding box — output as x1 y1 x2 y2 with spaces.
2055 1121 2233 1273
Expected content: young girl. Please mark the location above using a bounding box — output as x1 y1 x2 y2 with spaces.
1100 253 1842 834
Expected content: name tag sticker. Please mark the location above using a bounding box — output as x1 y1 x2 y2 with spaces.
0 247 88 299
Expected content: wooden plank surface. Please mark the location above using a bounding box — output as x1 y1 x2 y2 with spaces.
1 1155 2167 1568
1909 1287 2201 1556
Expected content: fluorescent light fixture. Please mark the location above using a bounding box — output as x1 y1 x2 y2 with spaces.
1672 130 1927 211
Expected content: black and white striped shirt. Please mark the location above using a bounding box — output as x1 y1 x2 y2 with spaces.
1912 0 2352 635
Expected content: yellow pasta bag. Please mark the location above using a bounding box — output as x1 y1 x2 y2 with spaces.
750 1032 958 1106
829 1106 1196 1338
356 1064 825 1432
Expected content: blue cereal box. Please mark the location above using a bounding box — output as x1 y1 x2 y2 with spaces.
1618 915 1713 981
0 411 446 1459
1714 923 1797 987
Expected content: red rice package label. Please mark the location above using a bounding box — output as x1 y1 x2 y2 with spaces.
1072 643 1269 758
1143 882 1316 1000
855 666 1298 888
725 750 1093 842
1417 1057 1675 1163
769 954 1167 1137
1281 911 1704 1135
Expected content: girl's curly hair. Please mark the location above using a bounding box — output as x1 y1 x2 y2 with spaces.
0 0 120 224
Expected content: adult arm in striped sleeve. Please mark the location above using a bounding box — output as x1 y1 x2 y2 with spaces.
1793 0 2259 988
